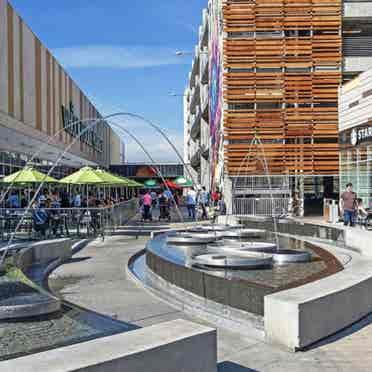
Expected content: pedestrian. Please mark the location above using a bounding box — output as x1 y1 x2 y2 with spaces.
73 192 82 208
186 187 197 221
211 189 220 207
164 188 173 204
340 183 357 227
143 191 153 221
32 200 49 237
150 190 158 208
8 191 20 208
199 186 209 220
356 198 369 228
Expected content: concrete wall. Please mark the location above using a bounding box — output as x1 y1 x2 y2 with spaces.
265 255 372 351
0 319 217 372
344 228 372 257
343 57 372 75
343 2 372 19
339 67 372 131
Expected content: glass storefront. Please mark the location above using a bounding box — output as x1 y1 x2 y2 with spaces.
0 151 77 180
340 127 372 209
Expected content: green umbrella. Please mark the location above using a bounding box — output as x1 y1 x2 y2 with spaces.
94 169 130 185
127 179 143 188
59 166 105 185
2 166 58 184
115 175 143 188
174 176 193 187
144 179 159 188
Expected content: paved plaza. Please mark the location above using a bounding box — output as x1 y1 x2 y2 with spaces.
48 235 372 371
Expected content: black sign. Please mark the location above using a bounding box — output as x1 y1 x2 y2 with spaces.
61 102 104 153
339 122 372 148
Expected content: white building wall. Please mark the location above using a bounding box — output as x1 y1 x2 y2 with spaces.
339 68 372 131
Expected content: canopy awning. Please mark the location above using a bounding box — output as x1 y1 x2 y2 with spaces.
59 166 106 185
174 176 193 188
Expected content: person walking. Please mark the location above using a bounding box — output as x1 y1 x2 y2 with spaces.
143 191 153 221
340 183 358 227
150 190 158 208
199 187 209 220
186 187 197 221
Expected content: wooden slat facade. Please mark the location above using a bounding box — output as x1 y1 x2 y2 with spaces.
222 0 342 175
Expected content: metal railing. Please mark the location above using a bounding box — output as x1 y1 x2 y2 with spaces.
233 197 290 217
0 199 138 241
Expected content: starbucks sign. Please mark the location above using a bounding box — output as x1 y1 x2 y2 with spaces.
351 126 372 146
351 128 357 146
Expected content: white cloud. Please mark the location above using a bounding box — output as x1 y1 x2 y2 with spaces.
110 122 184 163
52 45 189 69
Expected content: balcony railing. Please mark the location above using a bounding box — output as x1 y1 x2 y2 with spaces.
200 52 209 85
189 77 201 114
190 109 201 141
200 8 209 48
190 149 201 169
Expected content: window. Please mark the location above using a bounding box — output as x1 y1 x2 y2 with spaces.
363 89 372 98
349 100 359 109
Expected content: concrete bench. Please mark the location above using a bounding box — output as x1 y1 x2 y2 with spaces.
0 319 217 372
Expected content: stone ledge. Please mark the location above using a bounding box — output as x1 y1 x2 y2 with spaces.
0 319 217 372
0 238 74 320
265 255 372 351
131 255 265 339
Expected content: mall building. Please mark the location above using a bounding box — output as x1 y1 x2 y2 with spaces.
184 0 372 216
0 0 122 179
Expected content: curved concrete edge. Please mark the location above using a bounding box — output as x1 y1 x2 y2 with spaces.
265 251 372 351
0 238 78 320
0 319 217 372
127 250 265 340
344 228 372 257
0 297 60 320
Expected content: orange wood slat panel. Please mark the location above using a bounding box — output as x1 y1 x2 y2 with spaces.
222 0 341 176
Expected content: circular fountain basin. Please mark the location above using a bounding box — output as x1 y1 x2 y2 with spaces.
186 225 231 233
219 229 265 239
272 249 312 264
166 232 221 245
207 241 277 253
192 252 273 269
206 242 311 263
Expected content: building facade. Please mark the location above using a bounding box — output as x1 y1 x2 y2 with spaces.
0 0 121 178
339 68 372 209
184 7 211 190
184 0 372 216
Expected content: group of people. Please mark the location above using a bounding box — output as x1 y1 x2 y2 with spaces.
340 183 370 228
138 187 226 222
185 187 225 221
139 189 178 222
1 188 123 238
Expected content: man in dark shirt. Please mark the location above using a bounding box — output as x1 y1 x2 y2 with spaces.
340 183 357 227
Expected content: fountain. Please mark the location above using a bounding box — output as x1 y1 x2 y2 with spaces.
192 251 273 269
218 135 312 264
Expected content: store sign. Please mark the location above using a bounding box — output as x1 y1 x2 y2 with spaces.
61 102 103 153
350 126 372 146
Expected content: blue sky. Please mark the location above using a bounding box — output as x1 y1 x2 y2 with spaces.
10 0 206 162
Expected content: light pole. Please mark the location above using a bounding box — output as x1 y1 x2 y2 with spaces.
175 50 209 57
169 92 188 97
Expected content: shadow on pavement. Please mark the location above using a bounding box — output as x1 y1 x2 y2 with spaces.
67 256 91 264
218 361 260 372
303 311 372 351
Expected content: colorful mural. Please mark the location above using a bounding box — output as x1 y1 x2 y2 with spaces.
209 0 223 191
